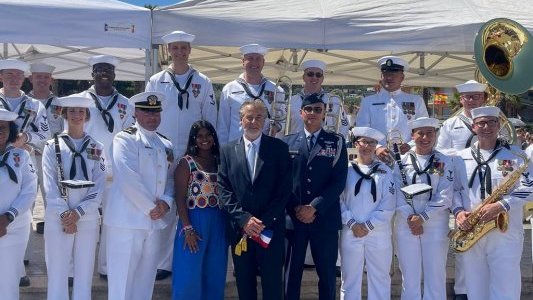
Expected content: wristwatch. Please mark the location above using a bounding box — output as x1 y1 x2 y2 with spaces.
3 212 14 223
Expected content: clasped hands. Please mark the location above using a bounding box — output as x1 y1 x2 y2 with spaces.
61 210 80 234
295 205 316 224
150 199 170 220
407 214 424 236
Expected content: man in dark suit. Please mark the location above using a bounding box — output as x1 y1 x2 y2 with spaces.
218 99 291 300
283 93 348 300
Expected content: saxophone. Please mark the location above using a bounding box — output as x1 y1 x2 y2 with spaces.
450 150 529 252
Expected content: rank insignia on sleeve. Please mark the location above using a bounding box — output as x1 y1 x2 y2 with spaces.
521 172 533 187
192 83 201 98
446 170 453 182
389 182 395 194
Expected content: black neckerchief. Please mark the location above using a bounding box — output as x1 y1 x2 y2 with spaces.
0 150 18 183
88 91 119 133
237 77 267 101
5 94 38 133
458 114 475 148
166 68 195 110
60 135 91 180
468 141 504 199
409 151 435 201
352 162 380 202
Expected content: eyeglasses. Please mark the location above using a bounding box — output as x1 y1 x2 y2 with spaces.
357 139 378 147
473 120 499 128
305 71 323 78
461 93 484 101
302 106 324 114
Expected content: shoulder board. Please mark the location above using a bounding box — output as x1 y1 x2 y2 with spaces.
156 132 170 140
123 126 137 135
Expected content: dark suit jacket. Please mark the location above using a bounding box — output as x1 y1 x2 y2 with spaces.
218 134 292 244
282 130 348 231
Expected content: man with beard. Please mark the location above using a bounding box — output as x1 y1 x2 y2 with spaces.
71 55 135 279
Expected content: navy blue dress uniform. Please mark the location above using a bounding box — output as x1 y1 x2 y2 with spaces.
283 94 348 300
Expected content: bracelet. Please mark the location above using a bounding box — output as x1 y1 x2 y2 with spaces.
179 225 195 236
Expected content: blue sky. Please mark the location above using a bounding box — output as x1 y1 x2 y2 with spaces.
121 0 179 7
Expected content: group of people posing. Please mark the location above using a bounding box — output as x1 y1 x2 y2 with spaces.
0 29 532 300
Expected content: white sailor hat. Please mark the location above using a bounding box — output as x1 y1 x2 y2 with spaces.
129 91 165 112
239 44 268 56
409 117 440 130
54 96 95 108
507 117 526 128
161 30 195 44
302 59 326 72
471 106 500 120
351 127 385 142
88 55 120 67
378 56 409 72
456 80 487 93
0 59 30 72
30 63 55 74
0 108 18 121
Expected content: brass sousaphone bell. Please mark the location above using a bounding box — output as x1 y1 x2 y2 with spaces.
473 18 533 144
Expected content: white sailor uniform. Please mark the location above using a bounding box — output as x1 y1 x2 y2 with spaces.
216 74 284 144
453 142 533 300
42 133 105 300
104 124 175 300
71 87 134 275
288 91 350 138
355 89 428 144
339 160 396 300
394 150 453 300
0 146 37 300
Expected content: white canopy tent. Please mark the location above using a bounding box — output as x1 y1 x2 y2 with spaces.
153 0 533 87
0 0 151 81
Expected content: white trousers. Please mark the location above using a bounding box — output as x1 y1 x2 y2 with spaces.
0 222 30 300
97 180 112 274
44 218 99 300
156 206 176 271
454 252 468 294
339 228 392 300
395 228 448 300
107 226 161 300
463 230 523 300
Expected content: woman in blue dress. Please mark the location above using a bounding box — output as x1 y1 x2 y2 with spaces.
172 120 227 300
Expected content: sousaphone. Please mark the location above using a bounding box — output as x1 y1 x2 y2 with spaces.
474 18 533 143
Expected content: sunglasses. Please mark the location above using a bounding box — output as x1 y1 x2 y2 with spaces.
302 106 324 114
306 71 323 78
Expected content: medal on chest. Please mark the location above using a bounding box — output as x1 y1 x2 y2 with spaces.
191 83 201 98
318 140 336 157
117 103 127 120
429 159 445 176
401 102 415 120
496 159 514 176
86 143 102 161
264 90 274 104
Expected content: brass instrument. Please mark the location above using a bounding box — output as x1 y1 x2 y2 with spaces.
450 151 529 252
323 89 348 134
270 76 293 136
473 18 533 144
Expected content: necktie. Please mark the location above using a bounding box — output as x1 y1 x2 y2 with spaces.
352 163 379 202
247 142 257 179
61 136 91 180
0 152 18 183
308 135 315 151
409 152 435 201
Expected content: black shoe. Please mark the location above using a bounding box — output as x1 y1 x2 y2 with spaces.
36 222 45 234
303 264 315 269
19 276 30 287
99 273 107 281
155 269 172 281
68 277 74 287
24 259 29 266
454 294 468 300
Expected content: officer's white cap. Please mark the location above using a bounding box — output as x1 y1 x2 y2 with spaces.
471 106 500 120
508 117 526 128
129 91 165 111
30 63 55 74
88 55 120 67
0 59 30 72
240 44 268 56
409 117 440 130
456 80 487 93
351 127 385 142
302 60 326 72
378 56 409 72
161 31 195 44
0 108 18 121
55 96 95 108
